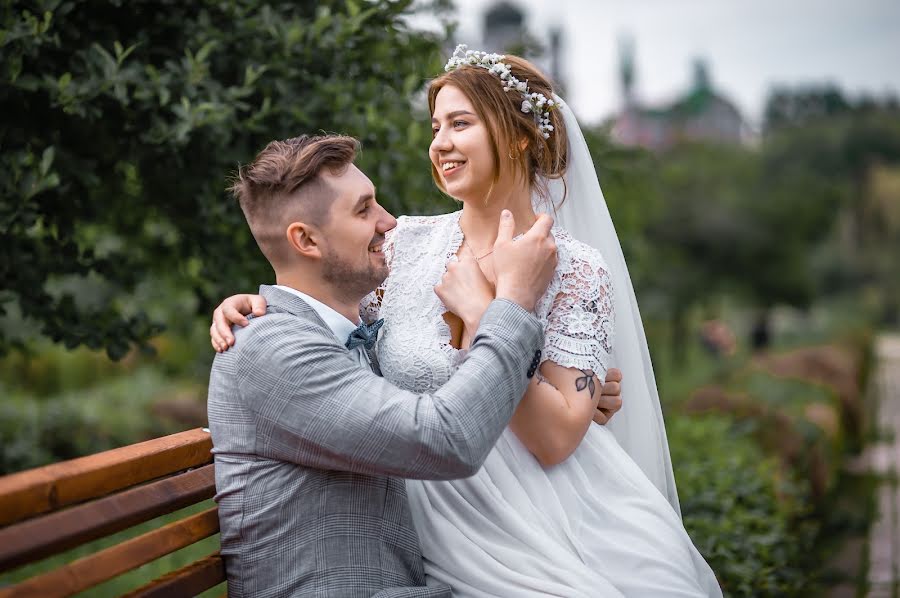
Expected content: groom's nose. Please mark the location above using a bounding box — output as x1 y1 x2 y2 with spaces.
377 205 397 233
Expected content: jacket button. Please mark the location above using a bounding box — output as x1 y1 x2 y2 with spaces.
526 350 541 378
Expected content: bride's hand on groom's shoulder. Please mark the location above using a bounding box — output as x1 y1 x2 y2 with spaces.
434 254 494 333
210 294 268 352
593 368 623 425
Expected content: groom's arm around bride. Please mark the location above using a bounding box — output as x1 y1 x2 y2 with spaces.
207 135 557 597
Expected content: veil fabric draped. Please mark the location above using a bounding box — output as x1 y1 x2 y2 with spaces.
536 98 681 515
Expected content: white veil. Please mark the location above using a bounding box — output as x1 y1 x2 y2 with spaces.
537 98 681 515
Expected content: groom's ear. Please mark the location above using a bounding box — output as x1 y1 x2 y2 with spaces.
286 221 321 259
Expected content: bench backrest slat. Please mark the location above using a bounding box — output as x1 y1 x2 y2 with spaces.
123 552 225 598
0 429 213 527
0 464 215 573
0 507 219 598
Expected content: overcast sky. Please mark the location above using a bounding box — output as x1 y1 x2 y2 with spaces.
412 0 900 126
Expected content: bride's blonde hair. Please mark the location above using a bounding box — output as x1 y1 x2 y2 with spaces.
428 55 569 208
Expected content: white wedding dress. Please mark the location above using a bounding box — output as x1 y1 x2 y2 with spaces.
361 211 722 597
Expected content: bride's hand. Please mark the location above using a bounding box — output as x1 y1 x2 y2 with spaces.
434 254 495 333
210 294 268 352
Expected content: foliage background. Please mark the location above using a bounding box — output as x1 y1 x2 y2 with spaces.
2 0 452 358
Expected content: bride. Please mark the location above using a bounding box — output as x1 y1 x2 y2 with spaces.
211 46 721 597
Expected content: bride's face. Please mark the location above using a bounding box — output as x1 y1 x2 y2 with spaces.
429 85 498 203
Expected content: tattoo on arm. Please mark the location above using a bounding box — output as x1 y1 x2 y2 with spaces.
575 369 596 397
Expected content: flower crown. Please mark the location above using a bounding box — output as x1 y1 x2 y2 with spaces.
444 44 560 139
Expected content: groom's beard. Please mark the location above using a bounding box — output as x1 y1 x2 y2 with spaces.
321 246 389 302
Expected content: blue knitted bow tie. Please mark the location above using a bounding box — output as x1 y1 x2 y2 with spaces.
345 318 384 350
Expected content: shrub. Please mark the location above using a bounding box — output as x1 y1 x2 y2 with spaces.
670 414 815 597
0 367 190 474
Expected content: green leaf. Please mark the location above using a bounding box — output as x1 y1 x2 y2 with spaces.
195 40 217 63
114 41 139 66
39 146 55 176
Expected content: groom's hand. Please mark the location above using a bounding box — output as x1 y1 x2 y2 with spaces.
493 211 557 312
593 368 623 425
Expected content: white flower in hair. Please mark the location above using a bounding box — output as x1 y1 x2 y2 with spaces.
444 43 560 139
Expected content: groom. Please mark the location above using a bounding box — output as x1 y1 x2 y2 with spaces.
207 134 619 597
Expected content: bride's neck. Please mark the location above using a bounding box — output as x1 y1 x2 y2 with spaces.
458 184 536 253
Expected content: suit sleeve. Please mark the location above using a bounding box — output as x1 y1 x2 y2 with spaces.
236 299 542 480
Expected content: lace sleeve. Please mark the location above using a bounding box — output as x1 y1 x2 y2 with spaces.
359 226 397 324
542 247 615 380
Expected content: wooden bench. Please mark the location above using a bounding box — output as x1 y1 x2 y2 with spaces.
0 428 224 597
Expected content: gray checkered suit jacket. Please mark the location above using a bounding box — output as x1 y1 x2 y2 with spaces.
208 285 543 597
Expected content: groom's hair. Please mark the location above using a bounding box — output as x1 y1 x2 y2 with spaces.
229 134 360 266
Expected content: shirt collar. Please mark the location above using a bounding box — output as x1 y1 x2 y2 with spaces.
273 285 360 343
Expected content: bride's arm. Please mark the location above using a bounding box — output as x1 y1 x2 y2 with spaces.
209 288 385 351
509 362 604 467
507 246 617 467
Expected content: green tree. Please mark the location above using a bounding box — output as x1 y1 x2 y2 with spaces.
764 84 851 130
762 94 900 320
1 0 450 357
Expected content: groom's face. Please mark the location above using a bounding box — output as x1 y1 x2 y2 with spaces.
318 164 397 298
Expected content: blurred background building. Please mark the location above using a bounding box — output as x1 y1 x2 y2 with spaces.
473 1 748 151
611 41 746 151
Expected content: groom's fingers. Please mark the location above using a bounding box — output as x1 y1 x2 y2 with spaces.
495 209 515 245
526 213 554 240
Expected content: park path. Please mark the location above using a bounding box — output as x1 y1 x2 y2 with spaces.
866 333 900 597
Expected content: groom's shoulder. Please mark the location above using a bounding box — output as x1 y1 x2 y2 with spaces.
227 310 330 359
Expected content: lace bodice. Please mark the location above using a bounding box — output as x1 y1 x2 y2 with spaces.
360 211 615 394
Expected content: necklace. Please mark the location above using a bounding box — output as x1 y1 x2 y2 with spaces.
463 238 494 261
